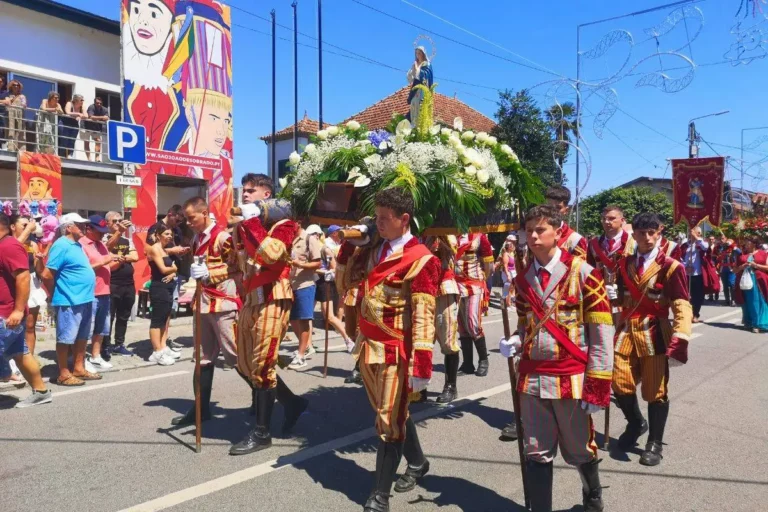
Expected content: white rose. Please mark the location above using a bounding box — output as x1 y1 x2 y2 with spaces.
429 124 441 136
488 136 498 146
396 119 412 137
278 177 289 188
327 126 339 136
448 135 461 147
455 145 466 157
500 144 512 155
316 130 328 141
453 117 464 131
304 143 317 154
461 130 475 141
476 132 488 143
464 148 482 167
477 169 490 184
441 127 452 137
346 120 361 130
465 165 477 176
288 151 301 166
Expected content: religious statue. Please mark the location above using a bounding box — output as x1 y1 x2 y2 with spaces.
687 176 705 209
406 42 434 128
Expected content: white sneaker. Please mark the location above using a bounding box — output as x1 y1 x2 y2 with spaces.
164 347 181 360
149 351 175 366
85 359 99 374
345 338 356 354
305 345 317 358
88 356 113 371
287 356 307 370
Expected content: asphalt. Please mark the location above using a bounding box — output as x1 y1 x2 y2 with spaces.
1 303 767 512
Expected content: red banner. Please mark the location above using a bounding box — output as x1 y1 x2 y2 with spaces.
672 157 725 227
19 152 63 212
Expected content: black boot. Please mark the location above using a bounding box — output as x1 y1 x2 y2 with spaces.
474 336 489 377
578 459 604 512
614 393 648 450
395 418 429 493
277 375 308 434
525 460 553 512
500 422 518 441
345 361 363 384
364 441 403 512
436 353 459 404
171 365 214 426
640 400 669 466
457 337 475 376
229 387 276 455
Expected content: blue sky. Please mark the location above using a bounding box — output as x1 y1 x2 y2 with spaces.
64 0 768 197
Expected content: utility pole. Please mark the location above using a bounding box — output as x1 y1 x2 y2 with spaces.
271 10 277 184
688 121 698 158
292 2 298 153
317 0 323 131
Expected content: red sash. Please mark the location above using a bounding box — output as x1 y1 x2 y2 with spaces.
589 237 618 272
516 271 588 377
365 243 432 291
358 317 409 362
244 265 290 293
193 224 242 309
194 224 224 257
617 258 666 320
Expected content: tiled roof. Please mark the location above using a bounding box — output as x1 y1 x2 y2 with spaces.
259 113 331 142
261 87 496 142
343 86 496 133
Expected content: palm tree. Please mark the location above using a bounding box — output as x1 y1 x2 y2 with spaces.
545 102 579 181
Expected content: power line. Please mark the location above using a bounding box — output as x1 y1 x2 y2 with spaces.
349 0 563 77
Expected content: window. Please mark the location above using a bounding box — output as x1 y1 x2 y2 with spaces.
278 158 290 180
8 73 56 121
96 89 122 121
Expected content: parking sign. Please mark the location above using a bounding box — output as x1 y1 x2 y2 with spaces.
108 120 147 165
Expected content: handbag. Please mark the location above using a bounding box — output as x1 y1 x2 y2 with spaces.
740 269 754 291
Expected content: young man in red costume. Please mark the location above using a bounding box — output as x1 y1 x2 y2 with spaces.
500 205 614 512
337 188 440 512
228 176 307 455
545 185 587 259
612 213 691 466
169 196 240 427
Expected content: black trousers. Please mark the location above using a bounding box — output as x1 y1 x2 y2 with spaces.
690 275 704 318
720 272 733 303
110 284 137 345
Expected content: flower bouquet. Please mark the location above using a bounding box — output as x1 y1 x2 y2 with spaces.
280 85 541 233
721 216 768 242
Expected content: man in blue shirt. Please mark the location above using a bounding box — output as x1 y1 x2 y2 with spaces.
39 213 102 386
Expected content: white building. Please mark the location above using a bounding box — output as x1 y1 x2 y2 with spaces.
0 0 204 217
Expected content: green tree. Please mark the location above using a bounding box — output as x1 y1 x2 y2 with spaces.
578 186 673 236
545 102 578 181
492 89 562 189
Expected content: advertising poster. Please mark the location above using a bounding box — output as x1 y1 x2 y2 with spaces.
121 0 234 288
18 152 63 212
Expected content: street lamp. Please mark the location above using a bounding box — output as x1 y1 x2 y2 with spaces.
687 110 730 158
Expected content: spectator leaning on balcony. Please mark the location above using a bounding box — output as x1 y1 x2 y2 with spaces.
85 97 109 162
38 91 64 155
61 94 87 158
37 213 102 386
5 80 27 152
0 76 9 147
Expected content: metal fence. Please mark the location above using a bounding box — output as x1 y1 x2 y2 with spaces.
0 104 111 163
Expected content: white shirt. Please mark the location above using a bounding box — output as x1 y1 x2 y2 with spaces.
194 221 216 250
377 231 414 262
636 246 659 274
533 248 562 276
684 240 709 276
602 230 623 253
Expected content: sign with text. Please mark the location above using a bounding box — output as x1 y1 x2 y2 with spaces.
108 120 147 164
116 175 142 186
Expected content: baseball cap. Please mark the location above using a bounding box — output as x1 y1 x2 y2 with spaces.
87 214 110 233
60 212 89 224
327 225 341 235
306 224 323 236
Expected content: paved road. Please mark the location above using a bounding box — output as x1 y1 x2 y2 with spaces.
1 303 767 512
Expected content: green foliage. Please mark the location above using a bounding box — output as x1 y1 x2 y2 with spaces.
578 186 674 236
492 89 564 189
320 147 365 182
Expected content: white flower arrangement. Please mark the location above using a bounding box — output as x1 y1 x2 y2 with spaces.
326 126 339 136
346 120 361 130
461 130 475 141
288 151 301 166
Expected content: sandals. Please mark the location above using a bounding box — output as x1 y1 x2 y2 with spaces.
73 371 102 381
56 375 85 387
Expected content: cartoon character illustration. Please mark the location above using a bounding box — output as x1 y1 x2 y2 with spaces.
22 176 53 201
687 176 705 209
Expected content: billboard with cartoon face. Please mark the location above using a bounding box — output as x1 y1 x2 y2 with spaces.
121 0 234 288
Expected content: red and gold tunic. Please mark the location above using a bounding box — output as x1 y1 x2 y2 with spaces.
237 217 298 306
455 233 494 298
558 222 588 259
193 222 240 314
515 251 614 407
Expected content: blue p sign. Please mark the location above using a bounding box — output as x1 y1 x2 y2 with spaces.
108 120 147 165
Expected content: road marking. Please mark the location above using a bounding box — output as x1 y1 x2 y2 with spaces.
118 382 512 512
690 332 703 340
51 371 189 397
696 310 740 327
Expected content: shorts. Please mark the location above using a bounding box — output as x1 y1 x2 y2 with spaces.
290 285 316 321
315 281 338 303
150 282 174 329
0 318 28 359
55 303 94 345
92 295 111 337
28 273 48 309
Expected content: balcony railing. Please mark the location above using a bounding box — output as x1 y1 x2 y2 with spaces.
0 104 115 164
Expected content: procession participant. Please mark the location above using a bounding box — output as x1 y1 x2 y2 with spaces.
544 185 587 258
454 231 494 377
680 227 710 323
716 234 739 307
587 205 636 320
170 196 240 427
707 235 719 301
613 213 691 466
341 188 439 512
500 204 613 512
229 178 308 455
424 235 460 404
658 232 682 260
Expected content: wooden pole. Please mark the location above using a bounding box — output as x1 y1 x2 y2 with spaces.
499 293 529 509
193 259 204 454
323 280 330 378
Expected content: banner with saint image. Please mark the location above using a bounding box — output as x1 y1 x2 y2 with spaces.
671 156 725 227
